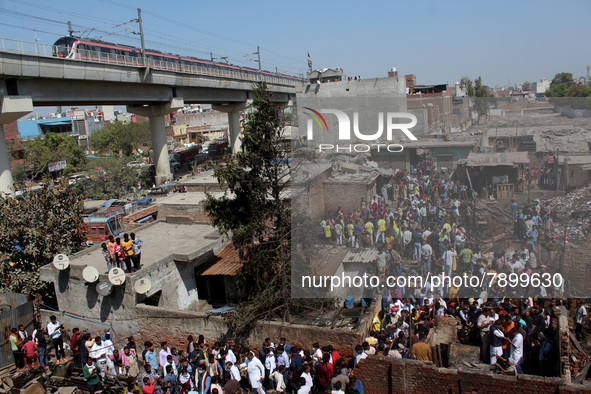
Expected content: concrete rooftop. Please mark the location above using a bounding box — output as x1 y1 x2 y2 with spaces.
70 221 219 273
156 191 225 205
178 170 220 185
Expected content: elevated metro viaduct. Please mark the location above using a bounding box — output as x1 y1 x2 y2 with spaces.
0 45 302 196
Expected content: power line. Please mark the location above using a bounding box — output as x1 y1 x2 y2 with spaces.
1 2 305 75
1 22 64 38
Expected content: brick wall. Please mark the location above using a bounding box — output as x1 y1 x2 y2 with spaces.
355 356 591 394
563 237 591 297
322 174 378 215
159 203 211 224
122 205 160 232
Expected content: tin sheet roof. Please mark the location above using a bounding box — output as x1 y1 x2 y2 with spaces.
342 249 379 263
466 152 530 167
201 243 242 276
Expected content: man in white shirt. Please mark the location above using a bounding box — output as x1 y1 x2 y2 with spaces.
489 320 506 364
576 300 588 340
225 361 241 382
47 315 67 363
300 363 313 388
353 345 367 368
443 246 457 276
90 337 113 377
509 329 524 374
402 229 412 258
421 242 432 276
312 343 322 366
158 342 171 369
246 352 265 394
477 309 494 363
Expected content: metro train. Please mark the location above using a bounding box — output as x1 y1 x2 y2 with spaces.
51 36 305 83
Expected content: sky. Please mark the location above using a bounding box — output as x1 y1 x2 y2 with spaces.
1 0 590 89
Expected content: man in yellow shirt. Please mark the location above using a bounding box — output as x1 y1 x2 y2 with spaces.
122 233 136 273
347 222 354 247
365 220 374 245
376 218 386 244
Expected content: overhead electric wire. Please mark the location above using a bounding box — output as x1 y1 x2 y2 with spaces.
94 0 305 66
2 0 306 75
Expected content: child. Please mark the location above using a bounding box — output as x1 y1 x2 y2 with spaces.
178 368 192 389
101 243 111 273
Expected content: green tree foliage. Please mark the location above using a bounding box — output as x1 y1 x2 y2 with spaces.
461 76 496 124
546 72 574 98
0 183 87 295
551 72 574 86
24 133 86 177
90 121 151 156
459 77 475 97
204 83 294 334
78 157 153 199
547 72 591 109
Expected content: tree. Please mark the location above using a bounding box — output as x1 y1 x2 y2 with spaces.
551 72 574 86
546 72 574 98
90 121 151 156
462 76 495 124
204 83 294 334
459 77 475 97
24 133 86 178
0 183 87 296
78 157 152 199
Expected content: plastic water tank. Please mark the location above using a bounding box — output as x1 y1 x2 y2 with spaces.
344 296 354 309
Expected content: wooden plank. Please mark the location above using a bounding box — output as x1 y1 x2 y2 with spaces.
493 233 506 242
570 332 589 356
573 362 590 384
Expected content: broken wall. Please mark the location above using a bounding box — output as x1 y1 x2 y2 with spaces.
355 356 590 394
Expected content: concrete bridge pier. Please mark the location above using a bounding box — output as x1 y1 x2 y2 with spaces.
128 98 183 186
0 97 33 197
213 103 247 154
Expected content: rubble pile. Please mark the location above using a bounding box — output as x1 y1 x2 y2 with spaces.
546 185 591 245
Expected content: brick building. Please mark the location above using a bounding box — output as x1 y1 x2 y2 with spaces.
2 120 24 167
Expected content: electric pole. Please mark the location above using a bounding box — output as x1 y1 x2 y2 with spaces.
257 46 261 71
137 8 146 66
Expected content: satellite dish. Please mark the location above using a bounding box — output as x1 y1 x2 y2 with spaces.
108 268 126 285
96 281 113 296
82 266 100 283
134 278 152 294
52 254 70 270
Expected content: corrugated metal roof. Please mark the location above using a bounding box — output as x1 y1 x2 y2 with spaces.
342 249 379 264
201 243 242 276
466 152 530 167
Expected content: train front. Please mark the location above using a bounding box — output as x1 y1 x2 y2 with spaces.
52 36 78 58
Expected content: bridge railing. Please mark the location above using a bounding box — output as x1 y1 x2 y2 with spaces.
0 37 54 57
0 37 308 87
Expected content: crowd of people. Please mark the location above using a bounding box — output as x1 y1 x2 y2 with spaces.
100 232 143 274
315 155 573 376
319 156 563 303
7 156 581 392
13 315 371 394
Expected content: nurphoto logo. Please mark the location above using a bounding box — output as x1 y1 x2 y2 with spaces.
303 108 419 153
